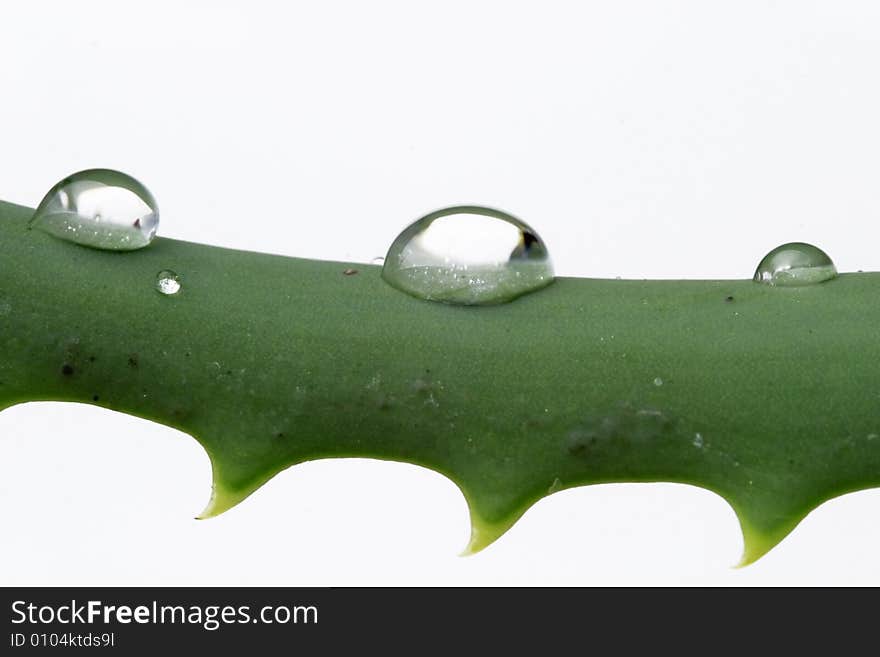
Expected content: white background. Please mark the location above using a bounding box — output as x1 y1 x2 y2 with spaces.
2 1 880 586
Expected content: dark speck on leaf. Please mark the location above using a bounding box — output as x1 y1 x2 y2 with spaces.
61 364 74 376
128 355 139 368
275 432 285 439
566 434 595 455
133 218 141 228
92 394 100 402
725 295 735 303
88 355 96 362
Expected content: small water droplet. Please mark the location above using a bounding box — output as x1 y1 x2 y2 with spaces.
653 377 664 387
155 270 181 295
693 433 704 448
381 206 554 305
30 169 159 250
753 242 837 286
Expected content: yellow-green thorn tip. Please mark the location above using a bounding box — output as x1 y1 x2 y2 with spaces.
460 503 526 556
196 480 251 520
195 457 270 520
732 506 804 568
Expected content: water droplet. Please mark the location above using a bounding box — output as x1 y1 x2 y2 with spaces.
30 169 158 250
693 433 704 448
155 270 181 295
653 377 664 387
381 206 554 305
753 242 837 286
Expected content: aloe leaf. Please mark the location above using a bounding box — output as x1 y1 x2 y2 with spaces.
1 198 877 565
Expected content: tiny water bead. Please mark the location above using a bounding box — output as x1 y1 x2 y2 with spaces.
381 206 554 305
155 270 181 295
753 242 837 287
30 169 159 250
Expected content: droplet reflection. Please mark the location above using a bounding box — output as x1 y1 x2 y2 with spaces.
155 270 181 295
753 242 837 287
381 206 554 305
30 169 158 251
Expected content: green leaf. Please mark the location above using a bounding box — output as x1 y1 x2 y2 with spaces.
2 198 877 565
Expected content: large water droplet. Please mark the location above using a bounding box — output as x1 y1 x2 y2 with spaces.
381 206 554 305
30 169 158 250
155 270 181 295
754 242 837 286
